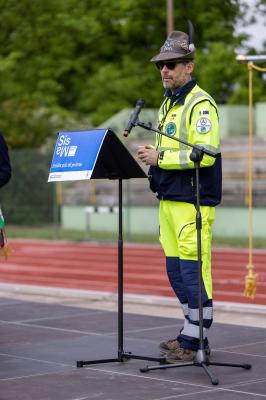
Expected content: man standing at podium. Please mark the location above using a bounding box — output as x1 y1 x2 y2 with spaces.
137 26 222 362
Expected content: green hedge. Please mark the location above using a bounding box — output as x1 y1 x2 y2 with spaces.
0 149 54 225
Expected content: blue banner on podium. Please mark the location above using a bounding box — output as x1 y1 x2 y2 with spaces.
48 129 108 182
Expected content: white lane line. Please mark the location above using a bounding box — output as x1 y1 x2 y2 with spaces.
108 324 179 335
0 320 177 346
0 320 107 337
221 388 266 398
14 310 102 323
216 340 266 351
0 351 72 367
223 377 266 389
0 368 76 382
148 388 220 400
216 349 266 358
83 366 211 389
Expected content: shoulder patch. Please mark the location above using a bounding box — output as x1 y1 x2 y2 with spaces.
196 117 211 134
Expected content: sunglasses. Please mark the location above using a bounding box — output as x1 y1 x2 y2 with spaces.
155 61 179 70
155 60 190 70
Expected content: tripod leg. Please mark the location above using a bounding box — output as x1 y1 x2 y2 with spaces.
140 362 193 373
76 358 119 368
201 363 219 385
207 361 252 369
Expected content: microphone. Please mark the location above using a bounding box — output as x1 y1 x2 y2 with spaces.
123 99 145 137
236 54 266 64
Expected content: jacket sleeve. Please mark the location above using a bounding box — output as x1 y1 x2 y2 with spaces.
157 100 220 170
0 132 11 187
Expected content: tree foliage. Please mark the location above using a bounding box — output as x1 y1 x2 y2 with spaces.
0 0 265 148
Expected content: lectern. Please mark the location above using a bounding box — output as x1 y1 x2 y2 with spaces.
48 128 166 367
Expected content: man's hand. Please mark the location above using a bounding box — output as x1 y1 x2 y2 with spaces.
137 145 158 166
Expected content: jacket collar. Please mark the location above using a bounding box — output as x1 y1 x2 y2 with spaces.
164 78 197 105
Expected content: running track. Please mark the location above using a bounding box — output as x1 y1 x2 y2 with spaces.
0 240 265 305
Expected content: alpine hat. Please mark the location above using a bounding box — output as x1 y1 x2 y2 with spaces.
150 22 195 63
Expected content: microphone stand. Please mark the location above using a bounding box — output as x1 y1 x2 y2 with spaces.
135 120 252 385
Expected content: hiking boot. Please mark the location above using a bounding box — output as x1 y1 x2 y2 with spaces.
166 348 196 363
159 339 211 357
159 339 180 354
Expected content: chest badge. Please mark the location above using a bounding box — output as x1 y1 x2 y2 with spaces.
165 122 176 136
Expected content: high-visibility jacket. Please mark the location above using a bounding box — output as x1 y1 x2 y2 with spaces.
148 83 222 206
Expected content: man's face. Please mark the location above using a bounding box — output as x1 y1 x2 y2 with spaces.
158 61 194 90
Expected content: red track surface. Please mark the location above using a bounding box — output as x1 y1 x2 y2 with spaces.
0 240 266 305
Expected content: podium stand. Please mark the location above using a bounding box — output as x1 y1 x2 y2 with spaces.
48 129 166 367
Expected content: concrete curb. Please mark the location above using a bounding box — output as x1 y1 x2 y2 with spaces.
0 282 265 317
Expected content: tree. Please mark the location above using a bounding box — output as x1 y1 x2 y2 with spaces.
0 0 264 148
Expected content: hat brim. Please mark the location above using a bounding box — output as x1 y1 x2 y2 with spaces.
150 51 194 63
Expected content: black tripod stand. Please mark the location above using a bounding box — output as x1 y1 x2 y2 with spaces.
134 121 251 385
76 129 166 368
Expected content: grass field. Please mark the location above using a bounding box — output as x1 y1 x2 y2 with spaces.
6 224 266 249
